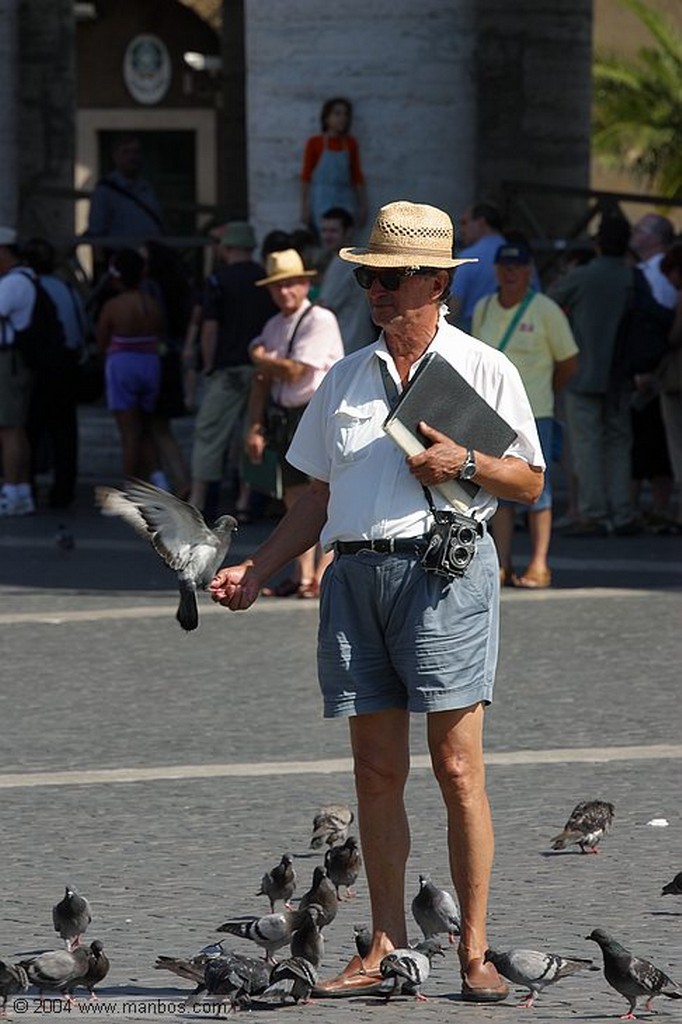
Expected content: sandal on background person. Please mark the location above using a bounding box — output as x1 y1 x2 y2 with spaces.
511 567 552 589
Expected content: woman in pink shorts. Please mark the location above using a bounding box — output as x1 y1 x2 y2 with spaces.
96 249 163 479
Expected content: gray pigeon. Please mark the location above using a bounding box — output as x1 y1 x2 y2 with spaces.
154 940 225 993
661 871 682 896
52 885 92 951
298 866 338 927
411 874 460 944
379 939 445 1001
290 904 324 968
484 947 594 1007
551 800 615 853
354 924 372 962
0 960 28 1013
19 946 90 999
310 804 354 849
216 911 296 963
268 956 318 1004
587 927 682 1018
203 951 271 1012
324 835 362 899
96 479 237 631
55 523 75 553
72 941 110 1001
256 853 297 913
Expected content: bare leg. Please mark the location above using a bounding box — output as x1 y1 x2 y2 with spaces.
315 709 410 994
151 414 190 495
524 507 552 577
427 704 493 966
0 425 31 483
285 483 316 585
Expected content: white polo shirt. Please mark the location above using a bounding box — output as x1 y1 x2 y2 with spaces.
287 317 544 549
0 266 37 344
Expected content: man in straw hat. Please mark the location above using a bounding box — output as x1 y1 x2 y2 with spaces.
212 202 544 1001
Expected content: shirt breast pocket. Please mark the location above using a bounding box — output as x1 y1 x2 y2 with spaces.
333 400 379 462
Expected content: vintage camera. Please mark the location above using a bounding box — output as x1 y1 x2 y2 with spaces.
420 510 479 579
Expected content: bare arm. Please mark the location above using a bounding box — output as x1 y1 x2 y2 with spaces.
250 344 310 383
95 303 113 355
200 319 218 375
553 353 579 393
408 421 544 505
244 372 271 464
210 479 330 610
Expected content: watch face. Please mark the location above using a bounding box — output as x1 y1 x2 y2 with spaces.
461 454 476 480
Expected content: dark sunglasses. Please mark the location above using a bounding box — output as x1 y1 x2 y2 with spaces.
353 266 434 291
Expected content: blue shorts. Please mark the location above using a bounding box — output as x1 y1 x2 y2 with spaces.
317 532 500 718
106 352 161 413
499 416 554 512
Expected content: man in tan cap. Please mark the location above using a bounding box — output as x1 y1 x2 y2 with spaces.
212 202 543 1001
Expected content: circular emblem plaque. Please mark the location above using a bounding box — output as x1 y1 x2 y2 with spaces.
123 34 171 105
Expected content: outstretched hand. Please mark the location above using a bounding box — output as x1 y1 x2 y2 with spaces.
407 421 465 486
210 563 263 611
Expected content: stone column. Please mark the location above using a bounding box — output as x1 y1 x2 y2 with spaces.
0 0 19 226
245 0 477 248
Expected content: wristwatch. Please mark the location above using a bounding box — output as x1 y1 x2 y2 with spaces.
459 448 477 481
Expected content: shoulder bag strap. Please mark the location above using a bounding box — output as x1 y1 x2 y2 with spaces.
496 290 535 353
97 179 165 233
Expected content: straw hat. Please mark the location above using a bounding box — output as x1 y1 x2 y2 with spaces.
339 201 477 269
255 248 317 286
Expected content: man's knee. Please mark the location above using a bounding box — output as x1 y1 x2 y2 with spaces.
353 752 409 799
432 748 486 806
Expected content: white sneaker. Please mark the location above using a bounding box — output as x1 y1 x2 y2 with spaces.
0 493 36 516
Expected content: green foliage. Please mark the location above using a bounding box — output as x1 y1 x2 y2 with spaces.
593 0 682 197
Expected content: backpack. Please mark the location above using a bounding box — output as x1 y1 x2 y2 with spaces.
3 270 68 375
612 267 673 380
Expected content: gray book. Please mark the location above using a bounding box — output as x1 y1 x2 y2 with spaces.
382 350 517 506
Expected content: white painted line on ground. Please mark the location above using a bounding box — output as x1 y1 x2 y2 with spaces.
0 744 680 790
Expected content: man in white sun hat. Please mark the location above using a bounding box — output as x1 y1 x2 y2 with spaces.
212 202 543 1002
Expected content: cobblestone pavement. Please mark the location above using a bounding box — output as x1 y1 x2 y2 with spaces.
0 483 680 1021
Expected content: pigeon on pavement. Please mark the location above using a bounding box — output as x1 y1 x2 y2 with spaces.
550 800 615 853
0 960 28 1013
484 947 594 1007
379 939 445 1001
290 904 324 968
661 871 682 896
256 853 297 913
52 885 92 951
310 804 355 849
411 874 460 944
268 956 318 1004
55 524 75 553
96 479 237 631
354 924 372 962
216 911 296 963
154 941 225 994
298 866 338 927
587 927 682 1018
203 951 271 1012
324 835 362 899
19 947 90 1000
72 941 109 1001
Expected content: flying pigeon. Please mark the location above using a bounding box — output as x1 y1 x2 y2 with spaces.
96 479 237 631
0 960 28 1013
19 947 90 1000
379 939 445 1001
310 804 355 850
484 947 594 1007
298 866 338 928
268 957 318 1004
324 835 362 899
52 885 92 951
661 871 682 896
354 925 372 962
411 874 460 944
587 927 682 1019
203 951 271 1012
290 904 324 968
256 853 297 913
216 911 296 963
154 941 225 994
550 800 615 853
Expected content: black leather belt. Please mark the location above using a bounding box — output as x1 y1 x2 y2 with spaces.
334 536 430 555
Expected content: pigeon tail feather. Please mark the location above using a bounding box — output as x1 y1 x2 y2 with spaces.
177 580 198 631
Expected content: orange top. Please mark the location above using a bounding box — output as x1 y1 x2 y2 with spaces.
300 134 365 185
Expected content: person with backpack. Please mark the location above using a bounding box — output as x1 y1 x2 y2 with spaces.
23 237 88 509
0 227 37 516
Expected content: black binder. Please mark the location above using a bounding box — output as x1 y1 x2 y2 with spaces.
382 350 517 499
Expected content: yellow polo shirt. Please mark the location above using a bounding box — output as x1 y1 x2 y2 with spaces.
472 291 578 418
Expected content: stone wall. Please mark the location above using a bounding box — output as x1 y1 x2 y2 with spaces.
245 0 477 248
